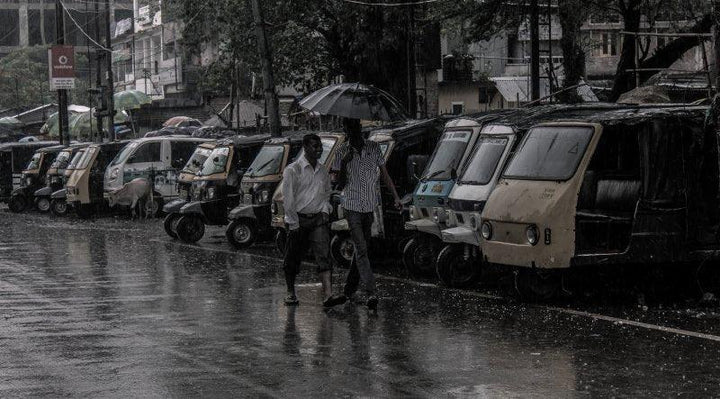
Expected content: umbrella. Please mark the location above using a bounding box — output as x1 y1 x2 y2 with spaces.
113 89 152 111
40 105 90 136
163 116 202 128
299 83 408 121
69 108 129 139
0 116 23 128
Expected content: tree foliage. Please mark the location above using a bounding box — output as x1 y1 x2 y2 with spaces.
0 46 90 111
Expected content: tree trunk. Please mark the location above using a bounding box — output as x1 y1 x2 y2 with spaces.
609 0 642 101
557 0 587 103
714 1 720 90
249 0 281 137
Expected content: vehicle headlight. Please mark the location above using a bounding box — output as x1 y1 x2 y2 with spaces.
526 225 539 246
52 176 61 184
257 190 270 204
243 193 253 204
271 202 278 214
109 168 118 180
481 221 492 240
207 187 216 200
25 176 33 186
432 208 439 222
445 209 454 224
409 205 416 220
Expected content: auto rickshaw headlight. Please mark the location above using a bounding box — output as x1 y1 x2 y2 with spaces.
271 202 278 214
257 190 270 204
409 205 416 220
481 221 492 239
207 187 216 200
25 176 33 186
243 193 253 204
526 225 539 246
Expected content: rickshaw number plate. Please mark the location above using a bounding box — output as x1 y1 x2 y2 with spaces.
431 184 444 193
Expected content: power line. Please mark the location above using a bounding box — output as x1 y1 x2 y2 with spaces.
59 0 111 52
342 0 439 6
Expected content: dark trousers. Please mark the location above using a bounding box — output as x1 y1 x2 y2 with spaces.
283 213 331 289
344 210 376 296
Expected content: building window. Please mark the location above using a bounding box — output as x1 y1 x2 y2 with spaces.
0 10 20 46
599 32 618 56
451 102 464 115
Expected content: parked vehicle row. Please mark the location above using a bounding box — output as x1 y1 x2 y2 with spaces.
7 104 718 301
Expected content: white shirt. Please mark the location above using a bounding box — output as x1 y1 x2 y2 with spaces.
282 155 332 230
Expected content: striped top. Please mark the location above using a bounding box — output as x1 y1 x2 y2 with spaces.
332 140 385 213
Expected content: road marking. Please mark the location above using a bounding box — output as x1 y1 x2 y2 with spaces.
154 238 720 344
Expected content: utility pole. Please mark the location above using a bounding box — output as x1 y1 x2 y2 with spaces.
105 0 115 141
94 0 103 142
530 0 540 101
249 0 281 137
714 0 720 91
55 0 69 145
406 5 417 118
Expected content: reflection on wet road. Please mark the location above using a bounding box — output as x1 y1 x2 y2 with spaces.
1 211 719 397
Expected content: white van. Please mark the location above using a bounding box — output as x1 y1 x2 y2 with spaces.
104 136 211 203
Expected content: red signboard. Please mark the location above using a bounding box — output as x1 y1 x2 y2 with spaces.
48 45 75 90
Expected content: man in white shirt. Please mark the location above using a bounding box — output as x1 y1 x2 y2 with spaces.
282 134 346 308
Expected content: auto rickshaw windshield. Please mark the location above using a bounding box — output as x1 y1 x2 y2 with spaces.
110 141 139 166
25 153 42 170
421 130 472 181
50 150 72 169
458 136 509 185
183 147 213 174
77 147 97 170
503 126 593 181
199 146 230 176
67 150 85 170
245 144 284 178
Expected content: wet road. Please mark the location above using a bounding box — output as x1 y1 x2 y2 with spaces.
1 210 720 397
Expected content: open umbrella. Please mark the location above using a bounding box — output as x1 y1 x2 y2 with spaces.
299 83 408 121
0 116 23 129
163 116 202 128
113 89 152 111
69 108 129 139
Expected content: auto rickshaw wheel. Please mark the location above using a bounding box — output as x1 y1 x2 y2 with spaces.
8 195 27 213
436 244 480 288
36 197 51 213
142 195 163 218
330 233 354 268
50 199 69 216
226 218 256 249
176 215 205 243
403 237 438 277
163 213 180 239
515 268 560 302
275 229 287 255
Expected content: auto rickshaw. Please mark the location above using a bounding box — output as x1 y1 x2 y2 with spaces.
269 131 346 253
480 105 717 299
66 141 128 218
329 118 444 267
0 141 58 205
171 134 268 243
162 141 217 237
402 111 514 276
104 136 212 217
225 131 306 249
33 143 89 213
8 144 66 212
50 147 88 216
436 104 627 287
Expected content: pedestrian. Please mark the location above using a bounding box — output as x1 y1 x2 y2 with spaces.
282 133 346 308
333 118 402 311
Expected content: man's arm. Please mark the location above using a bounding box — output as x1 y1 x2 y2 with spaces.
380 164 402 209
282 167 299 230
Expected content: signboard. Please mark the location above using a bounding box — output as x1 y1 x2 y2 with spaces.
48 45 75 90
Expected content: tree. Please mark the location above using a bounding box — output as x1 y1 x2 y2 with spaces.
0 46 90 111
